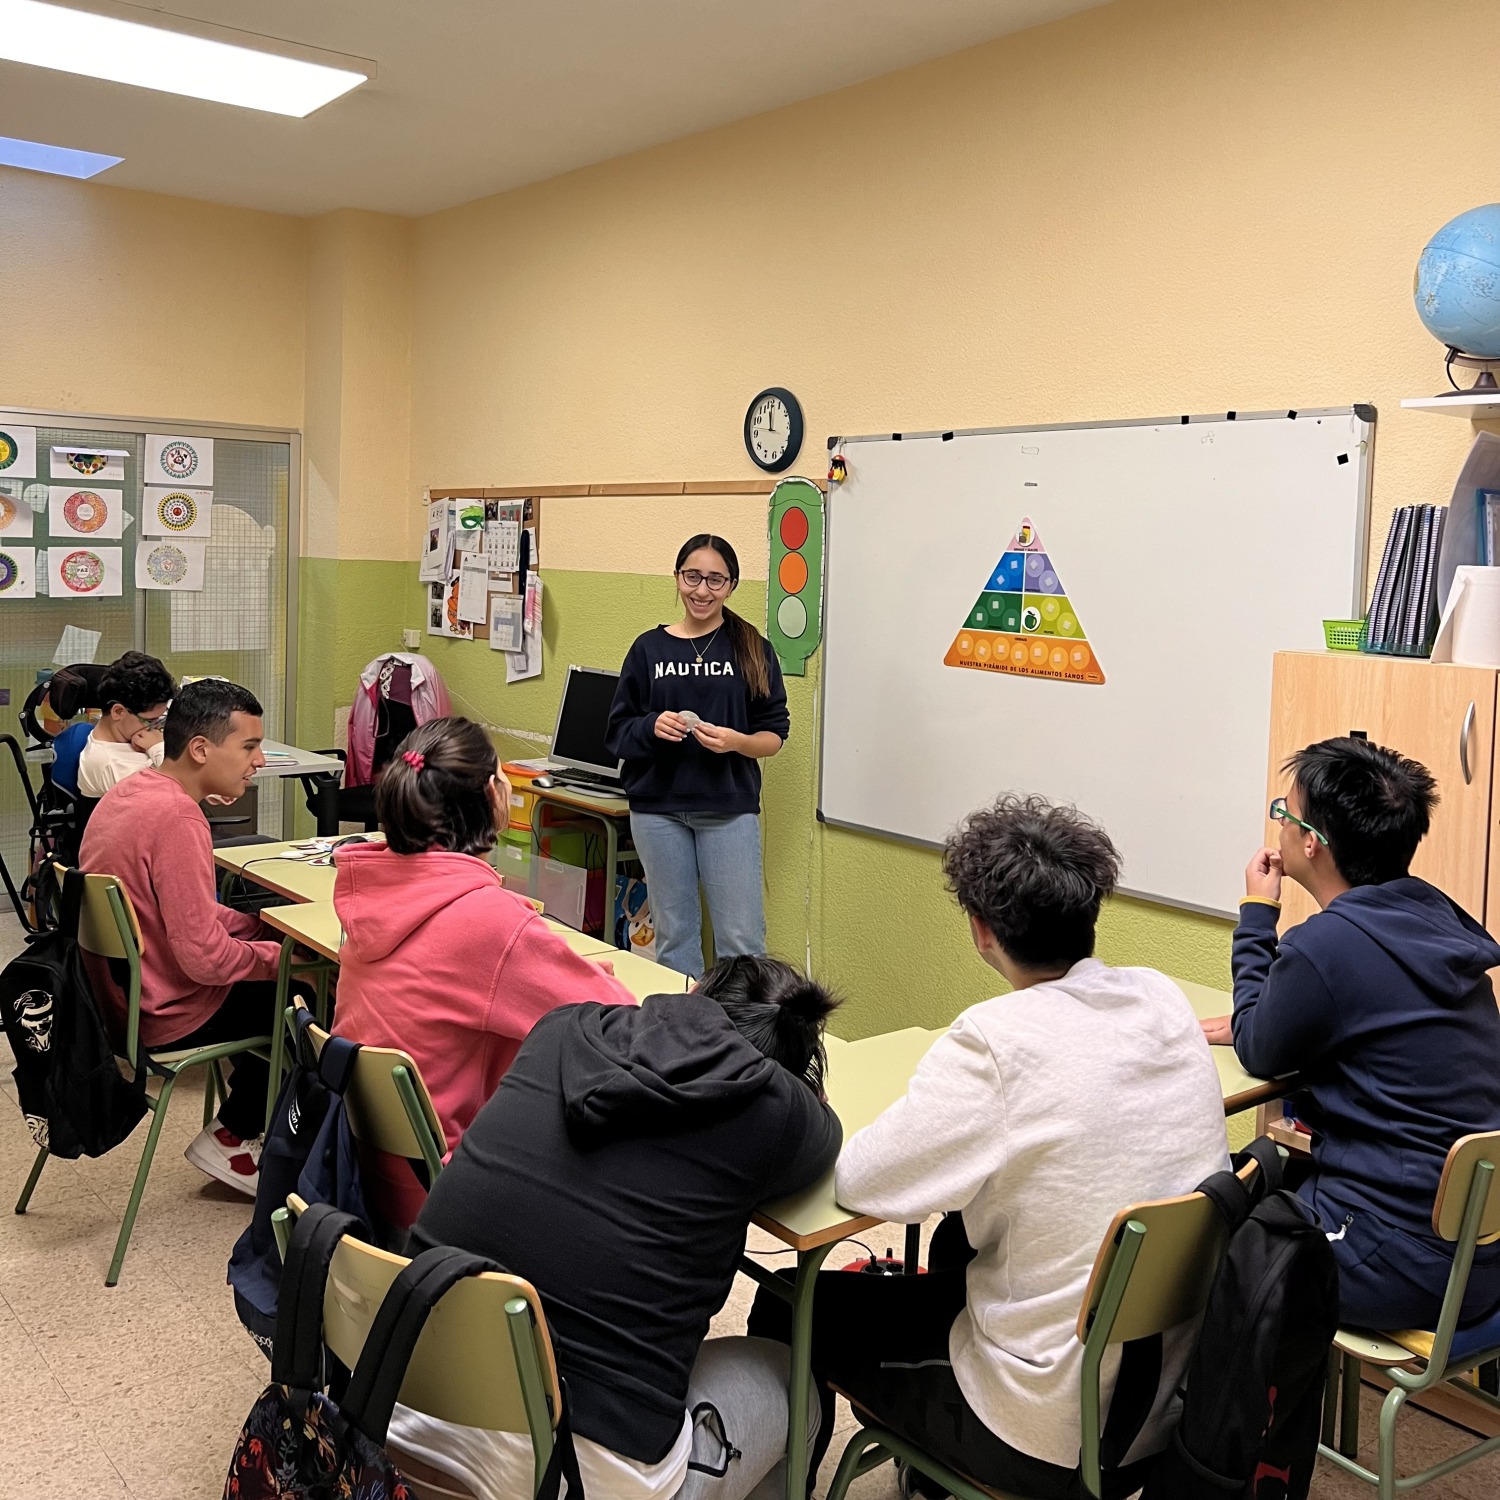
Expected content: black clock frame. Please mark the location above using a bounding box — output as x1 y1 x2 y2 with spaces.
744 386 805 473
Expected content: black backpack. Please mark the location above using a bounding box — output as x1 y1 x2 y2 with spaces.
1139 1139 1339 1500
0 863 147 1158
229 1007 373 1353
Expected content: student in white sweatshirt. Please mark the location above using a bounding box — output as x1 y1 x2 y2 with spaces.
76 651 176 798
752 794 1228 1499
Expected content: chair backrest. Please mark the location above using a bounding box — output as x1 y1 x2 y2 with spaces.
286 1193 562 1435
63 866 145 962
1434 1132 1500 1244
303 1008 447 1169
1077 1157 1260 1346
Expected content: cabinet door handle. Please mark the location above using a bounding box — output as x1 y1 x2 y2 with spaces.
1461 701 1477 786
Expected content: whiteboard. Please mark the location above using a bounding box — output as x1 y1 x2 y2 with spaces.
818 409 1373 916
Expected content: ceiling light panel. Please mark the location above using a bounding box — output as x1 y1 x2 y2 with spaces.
0 132 121 177
0 0 368 117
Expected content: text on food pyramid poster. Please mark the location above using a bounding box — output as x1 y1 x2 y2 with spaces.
944 516 1106 685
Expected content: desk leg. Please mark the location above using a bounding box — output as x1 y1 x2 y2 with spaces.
267 937 296 1131
604 816 620 948
785 1242 835 1500
528 798 543 905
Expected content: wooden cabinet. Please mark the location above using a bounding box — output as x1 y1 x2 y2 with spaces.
1266 652 1498 928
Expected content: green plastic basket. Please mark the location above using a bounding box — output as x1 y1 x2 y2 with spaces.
1322 618 1366 652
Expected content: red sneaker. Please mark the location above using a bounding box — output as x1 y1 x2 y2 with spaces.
184 1119 262 1197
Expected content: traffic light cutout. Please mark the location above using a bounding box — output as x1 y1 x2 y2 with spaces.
944 516 1105 685
768 478 824 676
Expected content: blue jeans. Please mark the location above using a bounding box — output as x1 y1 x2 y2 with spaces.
629 811 766 979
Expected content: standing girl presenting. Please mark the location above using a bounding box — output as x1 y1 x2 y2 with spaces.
607 534 789 977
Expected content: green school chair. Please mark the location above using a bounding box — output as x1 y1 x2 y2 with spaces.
1320 1130 1500 1498
274 1193 564 1500
14 868 271 1286
823 1169 1256 1500
300 1002 448 1188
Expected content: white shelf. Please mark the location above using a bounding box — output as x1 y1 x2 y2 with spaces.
1402 394 1500 419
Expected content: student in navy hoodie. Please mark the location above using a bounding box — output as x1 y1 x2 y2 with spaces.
1206 736 1500 1329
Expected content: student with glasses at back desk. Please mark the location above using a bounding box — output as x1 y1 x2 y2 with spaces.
76 651 176 798
1201 736 1500 1331
606 534 789 979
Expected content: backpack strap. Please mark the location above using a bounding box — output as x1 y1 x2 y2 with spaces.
1098 1334 1162 1470
271 1203 369 1394
1236 1136 1284 1196
298 1005 361 1094
339 1244 500 1444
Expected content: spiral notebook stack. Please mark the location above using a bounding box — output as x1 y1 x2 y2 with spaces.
1364 504 1448 656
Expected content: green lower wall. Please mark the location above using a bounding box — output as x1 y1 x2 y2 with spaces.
295 560 1238 1044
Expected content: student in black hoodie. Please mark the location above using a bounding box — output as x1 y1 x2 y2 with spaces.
1204 737 1500 1329
606 534 789 979
386 955 841 1500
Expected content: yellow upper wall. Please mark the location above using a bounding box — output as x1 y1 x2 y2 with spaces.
410 0 1490 566
0 168 306 430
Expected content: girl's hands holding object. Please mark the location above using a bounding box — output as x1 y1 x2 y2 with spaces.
654 712 691 742
692 723 744 755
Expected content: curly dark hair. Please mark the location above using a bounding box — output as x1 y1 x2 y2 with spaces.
1286 737 1438 887
942 793 1122 970
99 651 175 717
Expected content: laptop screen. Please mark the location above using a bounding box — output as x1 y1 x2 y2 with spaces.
551 667 624 778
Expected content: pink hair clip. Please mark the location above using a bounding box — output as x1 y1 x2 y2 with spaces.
402 750 426 771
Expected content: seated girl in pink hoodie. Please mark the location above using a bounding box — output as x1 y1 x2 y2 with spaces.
331 716 633 1230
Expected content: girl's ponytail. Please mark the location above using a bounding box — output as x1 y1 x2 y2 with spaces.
698 955 840 1093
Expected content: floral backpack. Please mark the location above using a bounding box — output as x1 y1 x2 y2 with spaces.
223 1204 583 1500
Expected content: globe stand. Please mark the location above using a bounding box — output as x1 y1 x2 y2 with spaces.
1434 346 1500 398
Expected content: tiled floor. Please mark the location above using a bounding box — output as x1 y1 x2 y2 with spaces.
0 913 1495 1498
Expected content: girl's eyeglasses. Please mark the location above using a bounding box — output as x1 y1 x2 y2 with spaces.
1269 796 1328 846
678 569 733 592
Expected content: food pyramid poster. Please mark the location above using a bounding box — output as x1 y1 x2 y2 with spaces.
943 516 1105 685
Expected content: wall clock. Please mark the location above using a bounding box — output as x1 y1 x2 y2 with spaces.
744 387 804 473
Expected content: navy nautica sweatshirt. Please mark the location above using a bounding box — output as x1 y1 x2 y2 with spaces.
1232 878 1500 1244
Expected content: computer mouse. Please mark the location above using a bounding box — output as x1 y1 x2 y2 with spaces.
532 774 555 789
335 834 372 845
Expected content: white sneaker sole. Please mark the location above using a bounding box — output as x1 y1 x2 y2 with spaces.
184 1135 259 1198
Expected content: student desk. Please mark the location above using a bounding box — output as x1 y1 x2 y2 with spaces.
256 740 347 837
749 983 1290 1500
254 896 691 1121
527 782 634 946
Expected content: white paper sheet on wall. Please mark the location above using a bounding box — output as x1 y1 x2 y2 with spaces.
48 485 125 540
136 538 207 591
457 552 490 623
0 425 38 479
51 447 127 482
49 546 123 598
146 434 214 487
488 593 524 652
171 503 272 651
52 624 102 663
143 485 214 538
0 545 37 599
0 481 34 537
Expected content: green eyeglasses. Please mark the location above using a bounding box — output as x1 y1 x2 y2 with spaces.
1269 796 1328 846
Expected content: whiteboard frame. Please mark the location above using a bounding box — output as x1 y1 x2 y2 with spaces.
815 406 1375 917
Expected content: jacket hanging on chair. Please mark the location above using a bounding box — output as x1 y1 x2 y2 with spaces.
346 654 451 789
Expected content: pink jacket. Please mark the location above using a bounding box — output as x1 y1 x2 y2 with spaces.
79 770 282 1047
330 842 633 1227
346 653 450 787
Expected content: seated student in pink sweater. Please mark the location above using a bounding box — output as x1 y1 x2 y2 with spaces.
80 678 283 1197
331 716 635 1231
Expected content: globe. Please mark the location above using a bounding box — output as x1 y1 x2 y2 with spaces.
1415 204 1500 359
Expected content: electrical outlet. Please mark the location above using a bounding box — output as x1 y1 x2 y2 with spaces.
401 628 421 650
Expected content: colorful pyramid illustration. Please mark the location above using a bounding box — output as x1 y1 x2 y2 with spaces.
943 516 1106 685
